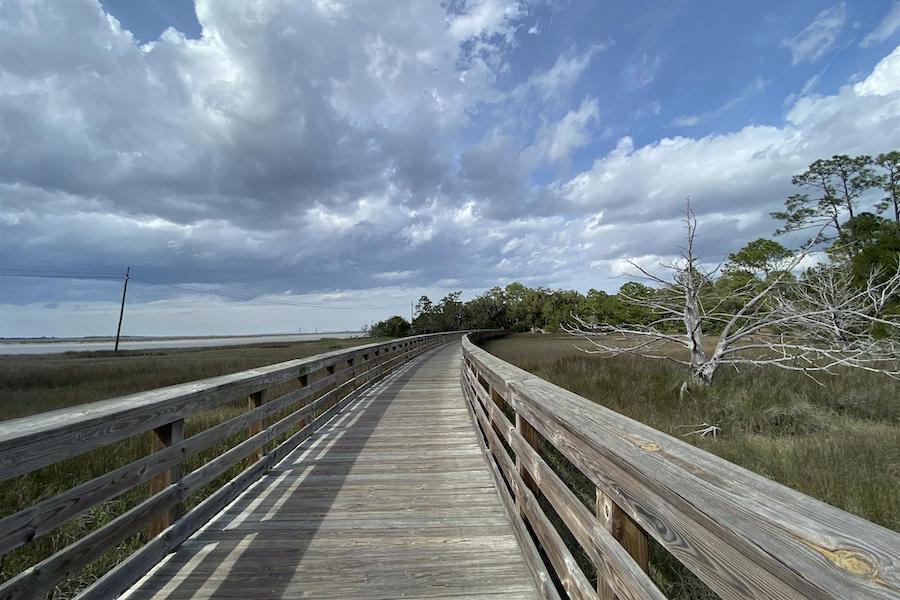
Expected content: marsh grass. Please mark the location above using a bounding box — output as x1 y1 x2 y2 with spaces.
0 337 384 598
482 333 900 598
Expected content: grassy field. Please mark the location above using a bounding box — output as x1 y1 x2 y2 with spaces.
0 336 385 598
481 333 900 598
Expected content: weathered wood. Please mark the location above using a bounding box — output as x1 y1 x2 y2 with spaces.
247 389 268 462
0 334 460 599
468 377 594 600
462 334 900 600
462 378 562 600
149 419 185 537
93 341 540 600
0 347 405 556
0 333 459 482
596 490 649 600
0 483 181 600
464 363 664 600
515 412 540 502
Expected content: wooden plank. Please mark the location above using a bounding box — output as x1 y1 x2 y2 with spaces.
81 357 406 597
148 419 184 537
465 365 664 600
247 389 268 462
462 334 900 600
0 332 460 482
81 338 474 600
462 375 561 600
108 340 539 600
4 337 456 600
596 489 649 600
0 362 358 556
468 377 594 600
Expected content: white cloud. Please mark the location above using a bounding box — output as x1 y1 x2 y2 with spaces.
671 75 768 127
623 52 660 90
2 1 899 337
534 98 600 164
447 0 525 42
861 1 900 47
563 45 900 227
519 43 605 99
781 3 847 65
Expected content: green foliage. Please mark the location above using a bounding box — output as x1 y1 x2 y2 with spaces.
874 151 900 224
366 315 412 337
725 238 792 277
772 154 878 253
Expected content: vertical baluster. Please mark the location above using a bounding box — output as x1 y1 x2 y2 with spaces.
248 390 268 462
148 419 185 537
596 489 649 599
515 412 540 510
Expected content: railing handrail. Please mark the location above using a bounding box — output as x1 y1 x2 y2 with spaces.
461 331 900 600
0 331 462 600
0 332 456 481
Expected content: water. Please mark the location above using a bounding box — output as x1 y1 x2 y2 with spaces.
0 332 365 355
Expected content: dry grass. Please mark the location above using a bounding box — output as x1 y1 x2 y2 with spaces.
481 333 900 598
0 336 385 598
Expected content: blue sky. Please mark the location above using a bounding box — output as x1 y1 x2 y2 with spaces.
1 0 899 336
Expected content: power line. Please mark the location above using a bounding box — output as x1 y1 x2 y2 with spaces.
0 268 122 281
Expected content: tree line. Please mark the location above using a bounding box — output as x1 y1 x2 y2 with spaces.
366 152 900 358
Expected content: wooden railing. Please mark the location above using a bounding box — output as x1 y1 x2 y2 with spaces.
0 332 461 600
461 331 900 600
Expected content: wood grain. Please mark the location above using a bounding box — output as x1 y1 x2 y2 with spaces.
462 362 664 600
0 334 461 599
99 341 540 600
0 333 460 481
462 334 900 600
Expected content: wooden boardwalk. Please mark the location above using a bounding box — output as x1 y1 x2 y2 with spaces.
123 342 540 600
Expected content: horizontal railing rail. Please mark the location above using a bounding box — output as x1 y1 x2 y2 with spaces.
0 332 462 600
461 331 900 600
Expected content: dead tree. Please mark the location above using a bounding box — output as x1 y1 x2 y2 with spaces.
565 206 900 388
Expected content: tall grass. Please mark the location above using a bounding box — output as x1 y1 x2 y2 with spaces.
482 333 900 598
0 337 384 598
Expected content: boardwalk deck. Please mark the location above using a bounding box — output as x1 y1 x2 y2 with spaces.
123 342 540 600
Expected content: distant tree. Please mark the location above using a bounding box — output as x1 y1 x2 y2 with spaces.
464 287 509 329
367 315 412 338
874 151 900 224
772 154 876 255
577 289 623 325
412 296 437 333
438 291 465 331
724 238 793 278
845 215 900 287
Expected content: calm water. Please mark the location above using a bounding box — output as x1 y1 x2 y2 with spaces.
0 332 364 355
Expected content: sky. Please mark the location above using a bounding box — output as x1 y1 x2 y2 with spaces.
1 0 900 337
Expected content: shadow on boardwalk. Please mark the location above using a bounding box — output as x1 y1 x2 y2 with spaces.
125 344 539 599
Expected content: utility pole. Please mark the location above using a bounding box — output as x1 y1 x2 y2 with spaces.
410 300 414 324
114 267 130 352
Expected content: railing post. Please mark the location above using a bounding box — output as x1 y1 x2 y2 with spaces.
248 390 268 462
148 419 184 537
596 489 649 600
515 412 540 508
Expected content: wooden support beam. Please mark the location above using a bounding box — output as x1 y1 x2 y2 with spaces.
596 488 649 600
515 412 540 504
148 419 184 537
247 390 268 462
